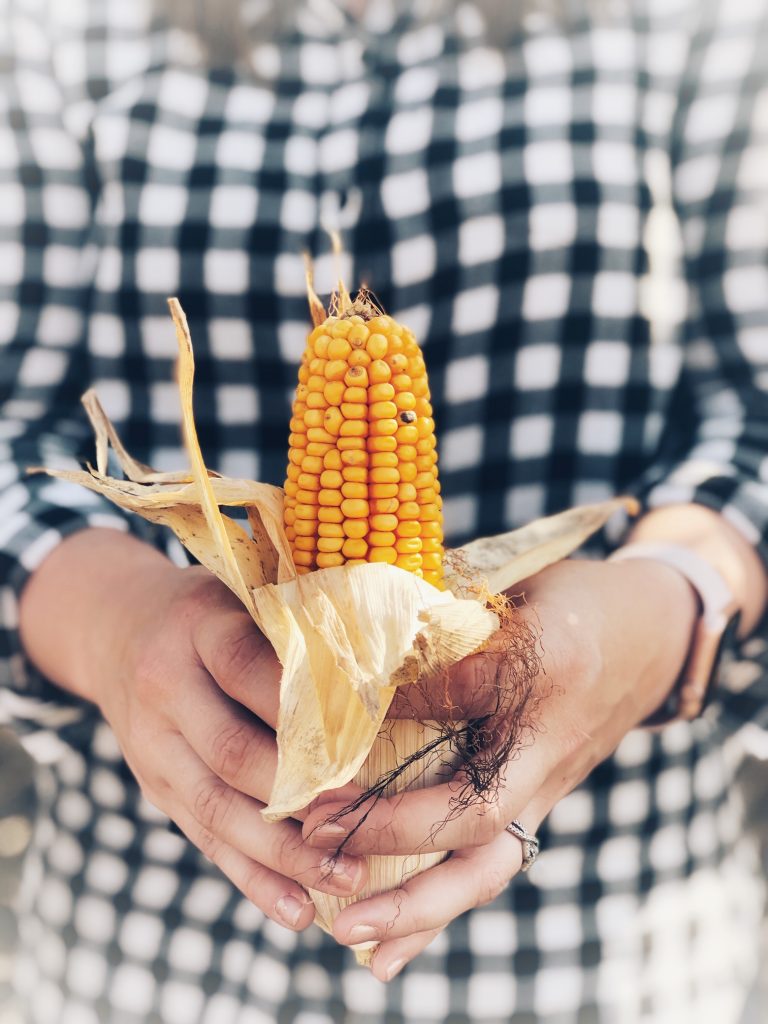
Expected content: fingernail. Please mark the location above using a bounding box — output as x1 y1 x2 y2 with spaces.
275 895 304 928
347 923 380 944
312 822 347 842
385 957 407 981
322 854 362 887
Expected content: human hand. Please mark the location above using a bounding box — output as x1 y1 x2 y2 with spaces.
70 543 367 931
301 557 698 979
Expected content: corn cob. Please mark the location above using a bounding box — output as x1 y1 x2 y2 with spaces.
284 293 445 590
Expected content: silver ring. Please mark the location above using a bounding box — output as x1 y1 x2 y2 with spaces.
505 819 540 872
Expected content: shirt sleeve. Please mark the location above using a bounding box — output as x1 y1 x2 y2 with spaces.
640 0 768 558
638 0 768 730
0 1 153 710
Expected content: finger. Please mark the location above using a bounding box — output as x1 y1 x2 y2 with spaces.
332 833 522 948
389 606 541 721
152 732 368 897
370 927 444 983
193 608 282 728
167 799 317 931
302 736 558 855
171 664 280 805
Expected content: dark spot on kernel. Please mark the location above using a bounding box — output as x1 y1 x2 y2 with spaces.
348 366 364 377
399 410 417 423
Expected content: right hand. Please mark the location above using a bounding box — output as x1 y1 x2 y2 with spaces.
23 531 367 931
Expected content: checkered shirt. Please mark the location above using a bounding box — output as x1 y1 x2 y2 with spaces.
1 0 768 1020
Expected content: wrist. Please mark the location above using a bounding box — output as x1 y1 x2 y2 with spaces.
603 558 700 724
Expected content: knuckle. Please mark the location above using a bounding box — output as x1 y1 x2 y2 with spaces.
210 624 265 693
195 824 220 862
209 720 252 783
192 777 233 835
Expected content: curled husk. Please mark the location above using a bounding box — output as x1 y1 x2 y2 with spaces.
32 298 638 963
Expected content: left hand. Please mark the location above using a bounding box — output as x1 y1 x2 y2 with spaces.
301 556 699 981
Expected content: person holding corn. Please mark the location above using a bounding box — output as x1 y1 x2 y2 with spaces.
2 0 768 1021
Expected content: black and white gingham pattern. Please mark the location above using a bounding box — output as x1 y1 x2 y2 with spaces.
2 0 768 1019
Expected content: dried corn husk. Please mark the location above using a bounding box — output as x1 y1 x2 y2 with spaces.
31 298 637 963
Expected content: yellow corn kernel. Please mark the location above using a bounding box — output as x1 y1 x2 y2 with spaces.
386 353 408 374
392 373 412 392
366 333 388 359
293 549 315 566
317 552 345 568
368 383 395 403
368 531 396 547
318 523 345 538
318 506 344 523
340 402 366 420
395 554 422 572
293 535 316 552
370 513 398 531
396 537 422 555
370 467 399 484
341 448 368 465
345 365 368 387
340 419 368 436
342 538 368 559
327 338 352 360
348 350 371 368
420 538 443 553
396 424 419 445
370 483 398 499
421 553 442 571
398 501 420 520
370 497 399 515
284 481 299 498
370 400 397 420
343 519 368 539
295 503 318 519
369 548 397 564
396 520 421 538
343 386 367 403
306 441 334 457
317 537 344 553
323 449 343 470
418 504 441 521
294 519 319 537
301 455 323 474
286 463 302 481
313 334 332 357
297 473 320 491
323 408 343 436
367 435 397 452
370 451 398 468
318 489 343 506
342 466 366 483
306 427 335 444
369 419 398 437
394 392 416 411
341 498 369 518
320 470 344 488
330 320 352 338
324 359 348 380
348 323 369 346
289 417 307 433
338 436 366 450
369 360 391 384
324 380 345 405
341 481 367 499
285 526 296 542
295 489 319 505
417 488 437 504
289 433 308 449
398 483 417 502
399 463 417 483
421 521 443 538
